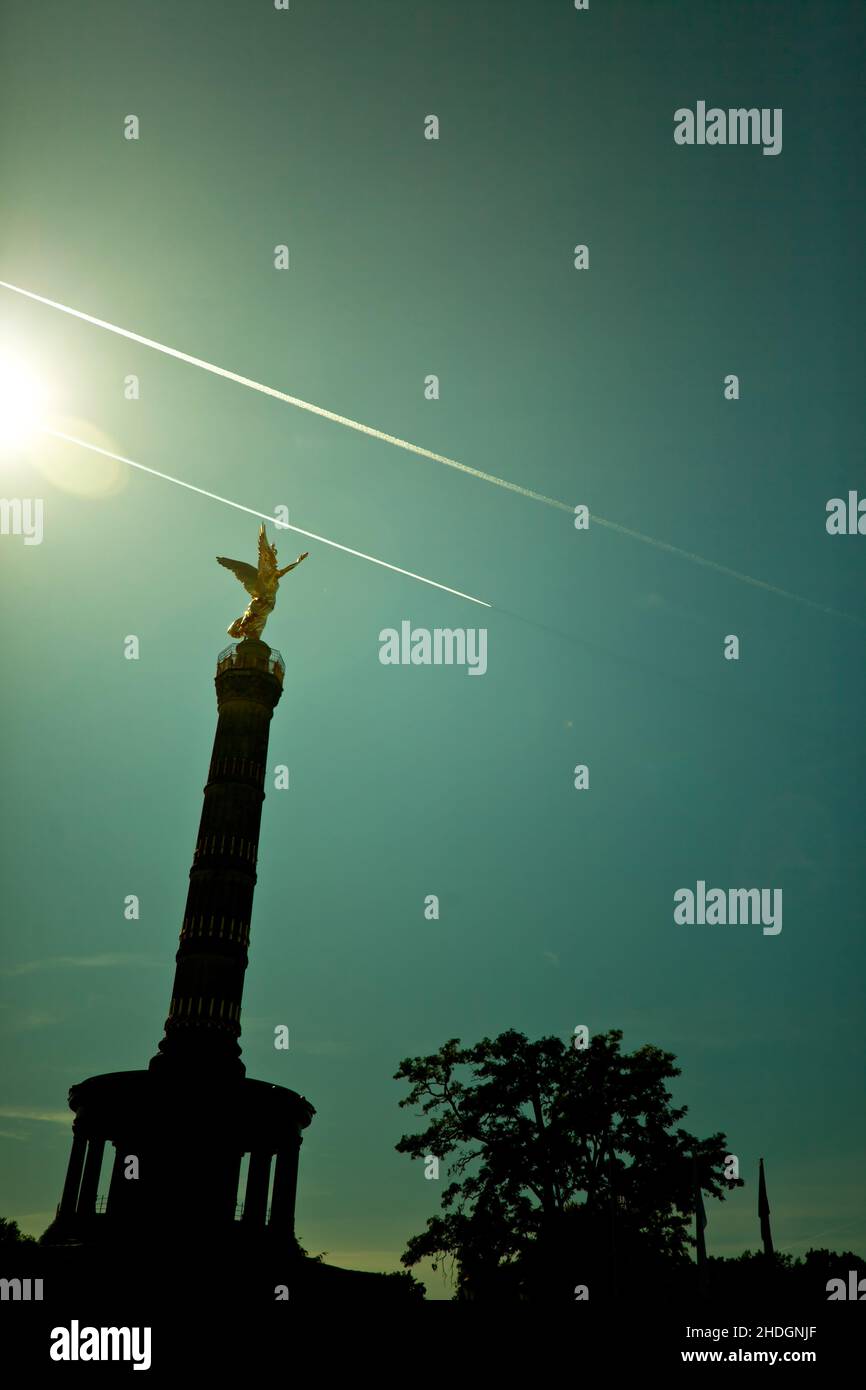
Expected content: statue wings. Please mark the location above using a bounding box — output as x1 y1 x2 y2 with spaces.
216 555 260 597
217 524 300 600
257 524 280 580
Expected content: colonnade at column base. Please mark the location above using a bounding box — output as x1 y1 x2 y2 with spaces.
43 1070 314 1250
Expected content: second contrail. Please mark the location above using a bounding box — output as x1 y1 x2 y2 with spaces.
43 429 491 607
3 279 861 625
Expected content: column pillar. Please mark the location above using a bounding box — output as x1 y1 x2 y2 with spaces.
58 1132 88 1217
150 638 284 1077
106 1143 126 1216
221 1149 243 1224
243 1150 272 1225
268 1142 300 1234
77 1137 106 1215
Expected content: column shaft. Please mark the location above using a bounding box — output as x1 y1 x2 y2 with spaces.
151 640 283 1075
243 1149 272 1225
77 1137 106 1215
268 1143 300 1234
58 1132 88 1217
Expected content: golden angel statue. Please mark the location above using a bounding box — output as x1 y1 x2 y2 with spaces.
217 525 309 640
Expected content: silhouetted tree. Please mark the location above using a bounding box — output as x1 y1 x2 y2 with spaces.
0 1217 36 1246
394 1029 740 1301
706 1247 866 1302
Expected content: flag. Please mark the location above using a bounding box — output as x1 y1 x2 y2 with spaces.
758 1157 774 1256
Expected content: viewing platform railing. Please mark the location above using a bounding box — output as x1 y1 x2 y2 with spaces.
216 642 285 683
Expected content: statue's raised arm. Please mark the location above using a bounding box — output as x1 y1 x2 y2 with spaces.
276 553 309 578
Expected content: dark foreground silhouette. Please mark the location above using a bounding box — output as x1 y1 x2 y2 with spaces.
393 1028 864 1304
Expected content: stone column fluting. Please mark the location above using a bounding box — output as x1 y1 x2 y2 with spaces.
150 638 284 1076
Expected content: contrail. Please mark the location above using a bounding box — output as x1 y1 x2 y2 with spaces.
43 430 491 608
3 280 544 493
37 431 842 733
3 279 861 625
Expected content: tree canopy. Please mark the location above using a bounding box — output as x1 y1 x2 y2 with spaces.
0 1217 35 1246
394 1028 740 1301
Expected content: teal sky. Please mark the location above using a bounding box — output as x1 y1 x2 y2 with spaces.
1 1 864 1298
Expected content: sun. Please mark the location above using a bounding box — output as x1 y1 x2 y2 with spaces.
0 351 48 449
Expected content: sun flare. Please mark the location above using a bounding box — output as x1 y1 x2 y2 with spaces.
0 351 48 449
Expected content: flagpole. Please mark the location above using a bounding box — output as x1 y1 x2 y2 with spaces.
693 1157 708 1296
758 1157 774 1258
